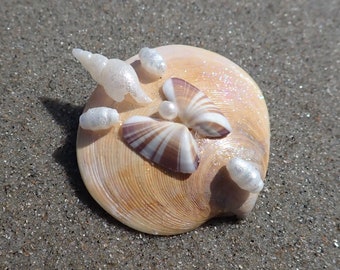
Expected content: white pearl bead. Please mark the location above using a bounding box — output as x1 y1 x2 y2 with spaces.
158 101 178 120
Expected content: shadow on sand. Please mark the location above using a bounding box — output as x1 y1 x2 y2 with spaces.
40 97 134 232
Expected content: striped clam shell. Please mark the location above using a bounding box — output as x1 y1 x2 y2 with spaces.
162 78 231 138
122 116 199 173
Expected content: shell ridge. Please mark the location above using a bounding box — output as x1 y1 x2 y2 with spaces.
134 125 165 157
122 115 199 173
178 129 199 173
162 77 231 138
145 122 178 163
162 78 177 102
123 117 164 153
183 91 205 112
190 112 231 137
158 124 187 171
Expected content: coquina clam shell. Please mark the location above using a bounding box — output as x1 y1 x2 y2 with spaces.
76 45 270 235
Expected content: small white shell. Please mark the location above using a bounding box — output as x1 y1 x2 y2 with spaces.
79 107 119 131
122 116 199 173
158 101 178 120
162 78 231 137
138 47 167 77
72 48 152 103
226 158 264 193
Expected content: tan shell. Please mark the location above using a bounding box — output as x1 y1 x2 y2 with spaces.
76 45 270 235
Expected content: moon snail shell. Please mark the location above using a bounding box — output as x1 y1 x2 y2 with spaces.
76 45 270 235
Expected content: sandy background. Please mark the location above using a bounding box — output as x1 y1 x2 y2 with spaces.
1 0 338 269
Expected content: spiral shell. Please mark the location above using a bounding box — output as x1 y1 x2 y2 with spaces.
138 47 167 77
226 158 264 193
72 48 151 103
76 45 270 235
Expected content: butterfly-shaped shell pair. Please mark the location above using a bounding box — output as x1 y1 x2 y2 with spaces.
122 78 231 173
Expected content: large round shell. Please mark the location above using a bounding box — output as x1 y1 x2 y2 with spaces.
76 45 270 235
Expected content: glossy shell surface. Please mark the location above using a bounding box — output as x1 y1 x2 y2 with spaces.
76 45 270 235
122 116 199 173
162 77 231 137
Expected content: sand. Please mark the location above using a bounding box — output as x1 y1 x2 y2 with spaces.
1 0 338 269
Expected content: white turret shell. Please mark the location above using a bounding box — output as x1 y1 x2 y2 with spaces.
226 158 264 193
79 107 119 131
72 48 152 104
138 47 167 77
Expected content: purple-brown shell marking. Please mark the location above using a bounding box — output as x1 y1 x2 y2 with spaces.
162 78 231 138
122 78 232 174
122 116 199 173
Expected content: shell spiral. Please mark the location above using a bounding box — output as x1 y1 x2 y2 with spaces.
76 45 270 235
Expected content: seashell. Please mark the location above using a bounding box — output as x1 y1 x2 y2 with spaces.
72 48 152 104
79 107 119 131
138 47 167 77
162 77 232 138
76 45 270 235
122 116 199 173
226 158 264 193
